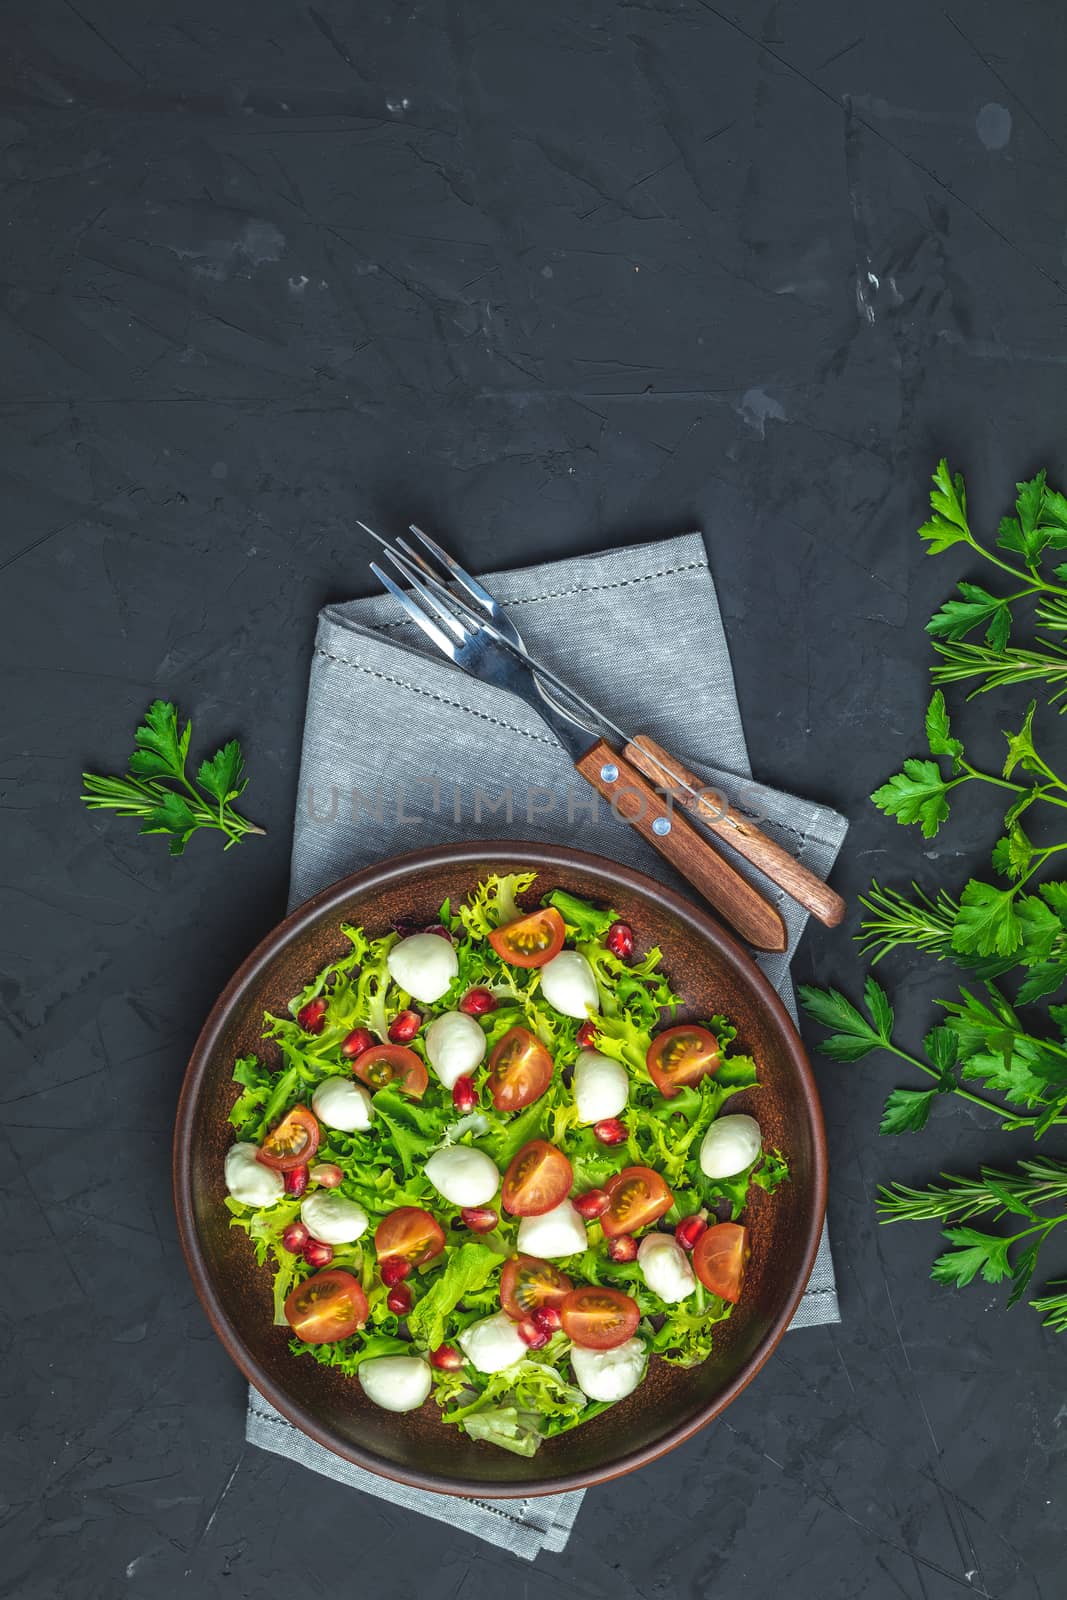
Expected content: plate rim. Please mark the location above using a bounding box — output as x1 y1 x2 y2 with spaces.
173 839 828 1498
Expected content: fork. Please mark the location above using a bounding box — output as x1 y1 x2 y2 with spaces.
366 548 790 952
364 523 845 934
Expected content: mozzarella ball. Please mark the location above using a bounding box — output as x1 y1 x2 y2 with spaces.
637 1232 696 1304
571 1338 647 1403
516 1200 587 1260
311 1076 373 1132
358 1355 432 1413
424 1011 487 1090
300 1189 369 1245
539 951 599 1019
224 1142 284 1207
573 1049 628 1123
424 1145 500 1207
458 1311 528 1374
387 933 459 1004
699 1114 763 1180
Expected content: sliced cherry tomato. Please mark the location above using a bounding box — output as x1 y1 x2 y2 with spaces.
284 1269 368 1342
488 907 566 969
374 1206 446 1269
499 1255 573 1321
500 1139 573 1217
646 1024 720 1098
487 1026 554 1113
560 1286 640 1351
601 1165 674 1238
352 1043 428 1099
257 1105 320 1172
692 1222 749 1303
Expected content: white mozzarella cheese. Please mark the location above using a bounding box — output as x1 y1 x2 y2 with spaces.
699 1114 762 1180
311 1077 373 1132
424 1011 487 1089
386 933 459 1003
358 1355 433 1412
300 1189 369 1244
637 1232 696 1303
539 951 599 1019
571 1338 647 1402
424 1145 500 1207
516 1200 587 1259
224 1142 284 1207
457 1311 528 1373
573 1049 628 1123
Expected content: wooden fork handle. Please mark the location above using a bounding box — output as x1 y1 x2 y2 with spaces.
574 740 787 952
623 734 846 930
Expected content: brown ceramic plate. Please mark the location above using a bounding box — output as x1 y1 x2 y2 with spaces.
174 841 827 1498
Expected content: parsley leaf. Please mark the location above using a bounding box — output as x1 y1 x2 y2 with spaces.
926 583 1011 651
880 1087 936 1135
871 759 953 838
919 459 972 554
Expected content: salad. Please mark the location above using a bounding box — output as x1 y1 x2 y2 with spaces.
224 873 788 1457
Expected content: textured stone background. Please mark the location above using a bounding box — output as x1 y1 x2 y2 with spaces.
3 2 1066 1596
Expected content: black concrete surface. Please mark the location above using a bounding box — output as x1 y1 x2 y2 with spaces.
3 2 1066 1596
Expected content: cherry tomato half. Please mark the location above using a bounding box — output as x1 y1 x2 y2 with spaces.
284 1269 368 1342
692 1222 749 1303
601 1166 674 1238
352 1043 429 1099
488 1026 554 1113
500 1139 573 1217
488 907 566 969
560 1286 640 1351
646 1024 720 1098
374 1206 446 1269
499 1255 573 1321
257 1105 320 1172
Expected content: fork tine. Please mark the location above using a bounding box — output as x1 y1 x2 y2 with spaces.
389 541 490 630
369 561 459 658
378 548 469 642
407 523 498 614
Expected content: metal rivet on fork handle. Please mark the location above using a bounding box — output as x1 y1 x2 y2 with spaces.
600 763 619 783
652 816 671 836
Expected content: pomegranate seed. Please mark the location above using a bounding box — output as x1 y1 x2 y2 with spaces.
281 1222 310 1254
388 1009 421 1043
532 1305 561 1336
387 1284 412 1315
574 1188 611 1220
576 1020 598 1048
303 1238 334 1268
380 1256 412 1287
425 923 454 943
340 1027 374 1060
675 1215 708 1252
284 1165 309 1198
606 922 634 959
517 1316 550 1350
593 1117 627 1146
309 1162 343 1188
459 987 497 1016
607 1234 637 1263
298 996 328 1034
452 1075 478 1114
430 1343 463 1371
460 1205 498 1233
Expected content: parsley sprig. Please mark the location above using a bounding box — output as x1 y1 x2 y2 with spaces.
82 700 264 855
878 1161 1067 1328
797 978 1067 1135
801 459 1067 1329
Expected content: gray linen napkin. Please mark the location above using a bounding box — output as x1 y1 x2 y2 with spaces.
245 533 847 1558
